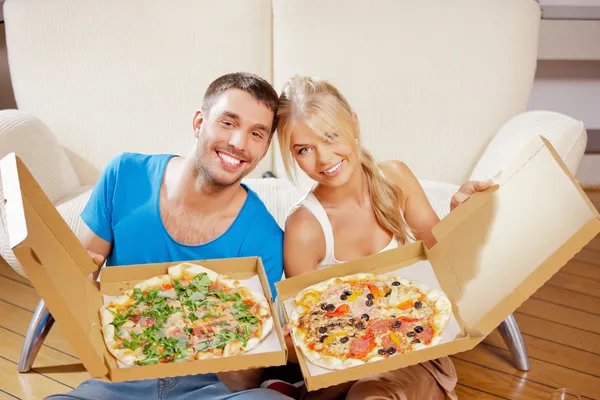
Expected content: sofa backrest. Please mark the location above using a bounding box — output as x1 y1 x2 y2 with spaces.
4 0 541 187
271 0 541 186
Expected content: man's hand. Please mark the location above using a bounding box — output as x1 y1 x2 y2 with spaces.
86 251 105 282
217 368 264 393
450 180 494 211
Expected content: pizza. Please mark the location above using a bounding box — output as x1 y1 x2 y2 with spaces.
289 273 453 370
99 263 273 366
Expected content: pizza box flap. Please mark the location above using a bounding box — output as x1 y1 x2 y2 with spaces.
429 135 600 337
0 153 109 376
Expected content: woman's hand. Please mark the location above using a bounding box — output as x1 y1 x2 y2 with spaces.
450 180 494 211
283 323 299 364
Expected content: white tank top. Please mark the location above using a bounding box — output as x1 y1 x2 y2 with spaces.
287 190 403 270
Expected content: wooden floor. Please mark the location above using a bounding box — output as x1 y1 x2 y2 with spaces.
0 192 599 399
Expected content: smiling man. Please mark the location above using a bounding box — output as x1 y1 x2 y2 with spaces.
45 73 289 400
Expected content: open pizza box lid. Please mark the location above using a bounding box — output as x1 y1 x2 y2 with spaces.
275 135 600 390
0 153 287 380
0 152 109 376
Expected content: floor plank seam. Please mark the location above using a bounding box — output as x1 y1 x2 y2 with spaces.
515 311 600 335
0 298 34 314
0 388 21 400
580 247 600 256
0 354 74 390
0 274 33 288
452 355 560 391
521 332 600 356
546 283 600 299
0 325 79 360
455 383 509 399
560 271 600 283
480 343 600 379
531 297 600 317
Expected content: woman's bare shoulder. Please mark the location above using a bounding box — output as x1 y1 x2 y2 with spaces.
285 207 325 249
284 207 326 274
378 160 420 189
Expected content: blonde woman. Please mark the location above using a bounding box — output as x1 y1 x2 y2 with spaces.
272 76 492 400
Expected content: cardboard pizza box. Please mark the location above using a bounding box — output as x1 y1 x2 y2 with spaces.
275 135 600 391
0 152 288 381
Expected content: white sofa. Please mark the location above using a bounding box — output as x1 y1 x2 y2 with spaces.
0 0 587 379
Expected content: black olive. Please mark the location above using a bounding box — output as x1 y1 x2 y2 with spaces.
340 294 348 301
366 293 374 300
340 336 349 344
378 349 387 355
325 304 336 312
320 303 327 311
355 321 366 330
407 331 416 337
414 301 422 310
343 290 352 296
391 320 402 329
392 281 401 286
414 326 424 333
318 326 327 334
361 313 370 321
386 347 396 355
411 339 421 344
366 299 374 307
319 335 328 343
385 291 391 297
311 311 319 316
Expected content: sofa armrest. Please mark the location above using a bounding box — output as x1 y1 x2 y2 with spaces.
0 110 81 202
0 110 86 277
469 110 587 182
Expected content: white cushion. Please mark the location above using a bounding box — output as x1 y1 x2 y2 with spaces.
272 0 542 186
3 0 274 185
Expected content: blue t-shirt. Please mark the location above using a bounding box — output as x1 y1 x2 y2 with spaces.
81 152 283 299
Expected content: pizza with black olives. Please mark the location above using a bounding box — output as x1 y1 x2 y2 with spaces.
289 273 453 370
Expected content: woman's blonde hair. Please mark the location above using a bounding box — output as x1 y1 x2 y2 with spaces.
276 76 414 245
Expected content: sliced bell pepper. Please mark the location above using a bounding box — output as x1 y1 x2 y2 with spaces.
324 304 350 317
366 284 380 300
323 332 347 346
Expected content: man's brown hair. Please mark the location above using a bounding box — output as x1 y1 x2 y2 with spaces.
202 72 279 136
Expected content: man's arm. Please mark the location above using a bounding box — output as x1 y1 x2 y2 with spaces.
79 153 122 278
79 223 112 280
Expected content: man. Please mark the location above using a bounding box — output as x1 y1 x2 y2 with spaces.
46 72 291 400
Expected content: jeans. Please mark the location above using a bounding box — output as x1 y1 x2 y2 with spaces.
45 373 292 400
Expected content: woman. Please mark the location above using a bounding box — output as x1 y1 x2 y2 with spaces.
272 76 492 400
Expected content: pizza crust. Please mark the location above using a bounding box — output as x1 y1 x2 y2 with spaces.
168 262 219 283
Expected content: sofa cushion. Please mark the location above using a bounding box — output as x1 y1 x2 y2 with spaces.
3 0 274 184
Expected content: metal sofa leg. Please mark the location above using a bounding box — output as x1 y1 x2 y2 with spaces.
17 299 54 372
498 313 530 371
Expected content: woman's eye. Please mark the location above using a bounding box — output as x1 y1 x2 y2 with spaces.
298 147 313 155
